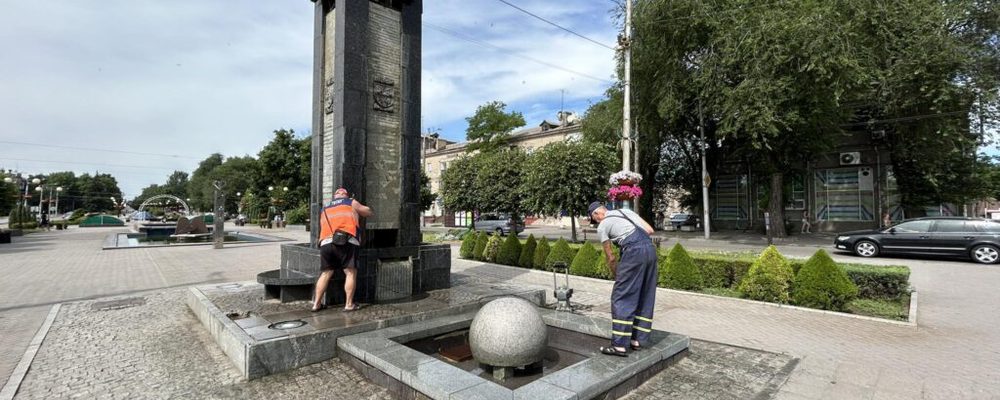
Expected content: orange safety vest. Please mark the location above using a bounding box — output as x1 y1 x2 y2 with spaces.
319 198 358 241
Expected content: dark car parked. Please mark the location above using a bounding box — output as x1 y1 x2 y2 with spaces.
834 217 1000 264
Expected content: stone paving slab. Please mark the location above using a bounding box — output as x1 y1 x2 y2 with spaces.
10 285 797 399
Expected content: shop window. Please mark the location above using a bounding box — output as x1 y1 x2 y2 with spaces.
813 168 875 221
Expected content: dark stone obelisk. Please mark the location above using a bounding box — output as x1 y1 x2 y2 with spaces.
261 0 448 305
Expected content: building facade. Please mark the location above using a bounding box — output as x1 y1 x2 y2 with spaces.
422 112 582 226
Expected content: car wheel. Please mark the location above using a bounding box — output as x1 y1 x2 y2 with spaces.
971 244 1000 264
854 240 879 258
495 228 504 236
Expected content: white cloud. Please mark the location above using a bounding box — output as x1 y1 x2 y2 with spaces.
0 0 619 197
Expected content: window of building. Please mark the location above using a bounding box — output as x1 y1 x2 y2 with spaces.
785 175 805 210
426 163 433 173
813 168 875 221
711 175 749 221
440 161 447 171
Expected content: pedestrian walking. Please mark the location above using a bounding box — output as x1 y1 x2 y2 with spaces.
588 201 657 357
801 209 812 234
312 188 372 312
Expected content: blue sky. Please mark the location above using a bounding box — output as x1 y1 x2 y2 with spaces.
0 0 619 197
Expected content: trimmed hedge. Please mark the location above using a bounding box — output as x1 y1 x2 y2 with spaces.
660 244 703 290
544 238 575 270
792 249 859 311
738 246 794 303
533 237 551 269
497 232 522 266
518 235 537 268
473 231 488 261
483 232 503 263
459 232 476 259
570 243 601 277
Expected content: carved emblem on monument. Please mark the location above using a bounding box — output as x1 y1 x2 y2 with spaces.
324 77 335 115
372 78 395 113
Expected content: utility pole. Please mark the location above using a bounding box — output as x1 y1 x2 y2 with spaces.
620 0 633 210
699 99 711 239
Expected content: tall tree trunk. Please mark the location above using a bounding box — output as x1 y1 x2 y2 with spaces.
570 212 578 243
769 172 787 238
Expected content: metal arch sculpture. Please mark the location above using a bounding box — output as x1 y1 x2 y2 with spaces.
137 195 192 219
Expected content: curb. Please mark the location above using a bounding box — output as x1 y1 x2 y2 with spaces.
463 260 917 327
0 304 61 400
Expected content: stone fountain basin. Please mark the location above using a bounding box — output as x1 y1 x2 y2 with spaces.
338 308 689 400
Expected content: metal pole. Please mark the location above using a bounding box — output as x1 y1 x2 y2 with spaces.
620 0 633 210
700 100 710 239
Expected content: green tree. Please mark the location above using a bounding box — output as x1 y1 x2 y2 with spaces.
0 180 16 216
440 155 483 228
497 232 523 266
660 243 703 290
188 153 224 212
792 249 858 311
252 129 310 210
75 173 123 213
465 100 526 152
738 246 794 303
518 234 538 268
475 148 528 216
533 237 551 269
522 141 617 242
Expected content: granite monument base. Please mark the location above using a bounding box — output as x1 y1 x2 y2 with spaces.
338 306 690 400
186 281 541 380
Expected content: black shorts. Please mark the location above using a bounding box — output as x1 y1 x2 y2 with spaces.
320 242 357 271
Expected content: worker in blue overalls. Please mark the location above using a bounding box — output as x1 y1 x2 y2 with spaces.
588 201 658 357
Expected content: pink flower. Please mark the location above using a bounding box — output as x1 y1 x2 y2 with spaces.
607 184 643 200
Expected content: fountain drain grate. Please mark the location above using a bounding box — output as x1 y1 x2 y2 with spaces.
268 320 307 330
91 297 146 311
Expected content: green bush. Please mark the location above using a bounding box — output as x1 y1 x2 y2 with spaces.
792 250 859 311
593 245 617 279
544 238 575 270
518 235 537 268
738 246 794 303
11 221 37 230
483 232 503 263
660 244 703 290
459 231 477 259
473 231 489 260
569 243 601 277
284 204 309 224
496 232 523 266
841 264 910 299
533 237 551 269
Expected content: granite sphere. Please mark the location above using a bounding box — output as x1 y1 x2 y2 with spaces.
468 297 548 367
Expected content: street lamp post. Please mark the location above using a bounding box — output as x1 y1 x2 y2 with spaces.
35 186 44 222
55 187 63 219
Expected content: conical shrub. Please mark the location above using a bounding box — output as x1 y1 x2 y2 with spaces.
660 243 703 290
518 235 537 268
533 237 551 269
738 245 794 303
473 231 488 261
593 245 618 279
483 232 503 263
793 249 859 311
497 232 523 266
569 243 601 277
544 238 575 270
459 230 476 259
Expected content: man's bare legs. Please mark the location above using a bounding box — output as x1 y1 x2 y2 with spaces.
343 266 357 309
312 270 334 311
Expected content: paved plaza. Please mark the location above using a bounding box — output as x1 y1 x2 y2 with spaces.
1 226 999 399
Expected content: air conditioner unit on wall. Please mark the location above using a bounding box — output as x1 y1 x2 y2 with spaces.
840 152 861 165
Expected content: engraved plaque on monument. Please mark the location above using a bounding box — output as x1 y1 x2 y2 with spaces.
259 0 449 305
